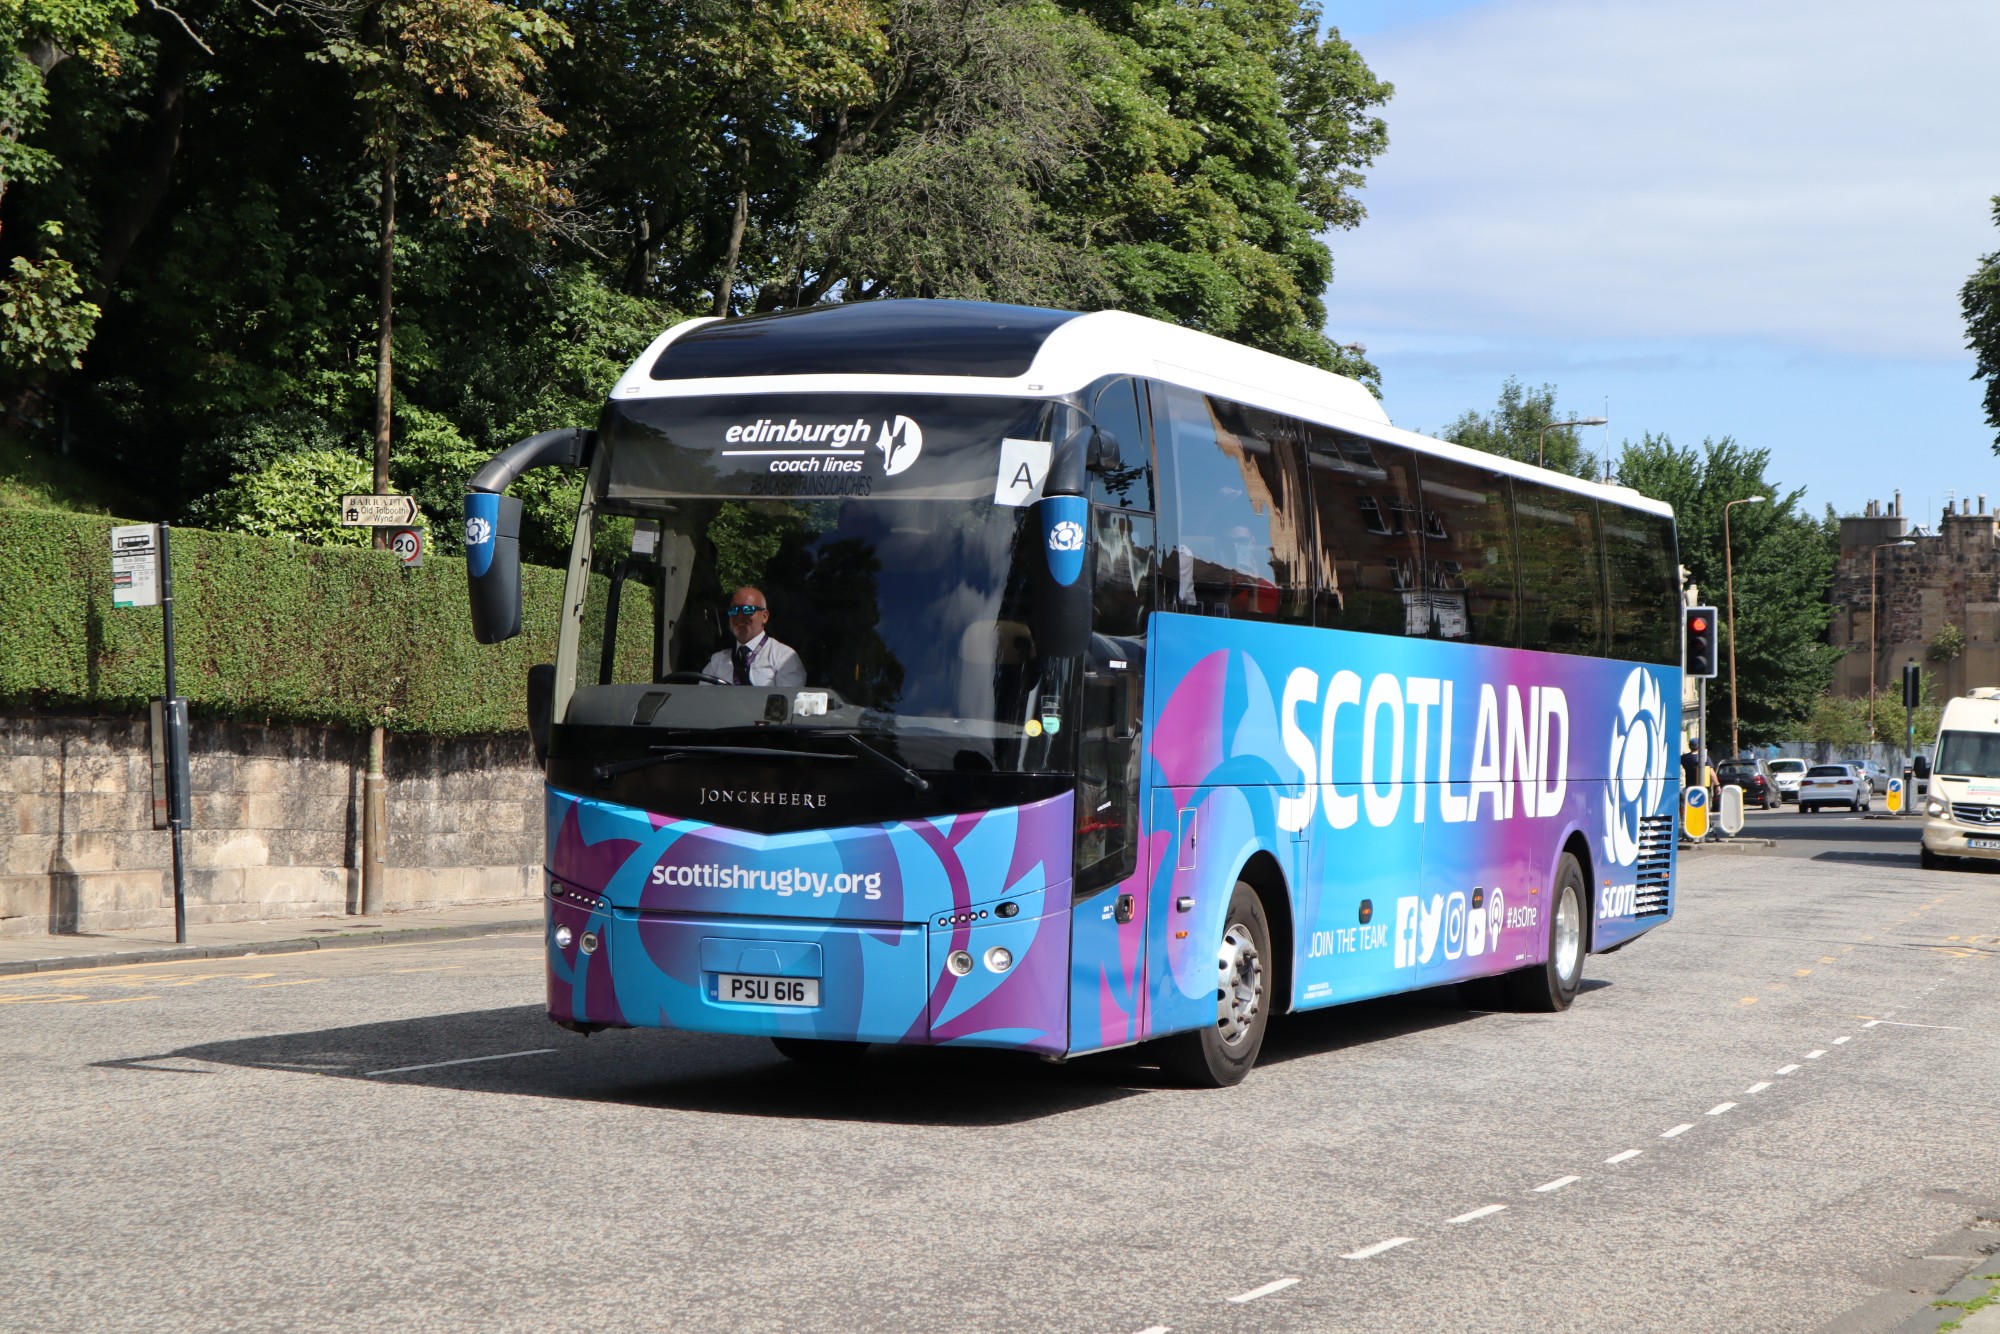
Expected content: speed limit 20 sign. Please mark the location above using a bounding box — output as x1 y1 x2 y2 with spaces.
387 526 425 569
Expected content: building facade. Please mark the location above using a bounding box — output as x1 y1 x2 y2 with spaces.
1831 493 2000 702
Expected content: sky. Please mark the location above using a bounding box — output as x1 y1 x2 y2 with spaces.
1322 0 2000 523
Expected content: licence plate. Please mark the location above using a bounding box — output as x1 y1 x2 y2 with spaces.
1969 839 2000 851
716 973 819 1007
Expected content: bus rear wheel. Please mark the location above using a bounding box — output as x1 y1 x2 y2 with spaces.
1503 852 1587 1013
771 1037 870 1065
1160 881 1271 1088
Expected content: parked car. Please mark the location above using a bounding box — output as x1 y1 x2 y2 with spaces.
1800 763 1873 813
1767 757 1808 804
1853 759 1889 790
1715 759 1777 810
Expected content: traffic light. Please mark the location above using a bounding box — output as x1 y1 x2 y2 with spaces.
1903 660 1921 710
1685 606 1718 678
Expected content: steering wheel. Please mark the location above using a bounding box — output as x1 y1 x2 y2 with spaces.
659 670 731 685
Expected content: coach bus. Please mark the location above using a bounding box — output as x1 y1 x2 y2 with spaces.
462 299 1681 1086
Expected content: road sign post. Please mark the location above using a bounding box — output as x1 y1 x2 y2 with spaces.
114 523 190 943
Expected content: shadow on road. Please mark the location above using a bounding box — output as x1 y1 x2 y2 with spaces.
91 979 1538 1123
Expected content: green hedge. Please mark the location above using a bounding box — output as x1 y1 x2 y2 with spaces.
0 508 649 736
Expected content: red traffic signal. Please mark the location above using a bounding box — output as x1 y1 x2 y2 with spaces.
1685 606 1718 678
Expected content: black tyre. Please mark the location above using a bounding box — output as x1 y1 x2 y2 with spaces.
771 1036 870 1065
1502 852 1587 1013
1160 881 1272 1088
1920 844 1946 870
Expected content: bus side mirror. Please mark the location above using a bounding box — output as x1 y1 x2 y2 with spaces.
526 663 555 767
466 491 524 643
1029 494 1092 658
1085 427 1122 474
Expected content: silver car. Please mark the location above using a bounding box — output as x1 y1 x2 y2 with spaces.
1799 763 1873 813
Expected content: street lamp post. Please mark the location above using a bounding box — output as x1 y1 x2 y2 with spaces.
1536 416 1609 470
1723 495 1767 757
1869 539 1918 739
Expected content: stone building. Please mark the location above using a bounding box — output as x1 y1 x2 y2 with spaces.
1830 492 2000 700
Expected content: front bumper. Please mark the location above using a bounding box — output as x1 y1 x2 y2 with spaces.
545 889 1072 1053
1922 817 2000 860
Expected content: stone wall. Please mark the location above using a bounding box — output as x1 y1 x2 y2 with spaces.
1 713 541 937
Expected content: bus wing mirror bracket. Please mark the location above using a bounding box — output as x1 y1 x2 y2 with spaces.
464 427 595 645
1029 494 1092 659
526 663 556 767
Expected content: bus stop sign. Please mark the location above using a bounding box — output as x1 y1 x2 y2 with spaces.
1683 786 1709 840
1886 777 1903 814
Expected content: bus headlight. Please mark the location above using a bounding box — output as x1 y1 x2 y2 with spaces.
984 946 1013 973
1928 799 1946 816
554 925 573 949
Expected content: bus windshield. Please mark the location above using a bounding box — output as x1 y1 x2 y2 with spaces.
572 392 1079 776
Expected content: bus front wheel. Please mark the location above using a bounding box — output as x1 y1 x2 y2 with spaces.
1160 881 1272 1088
1504 852 1587 1013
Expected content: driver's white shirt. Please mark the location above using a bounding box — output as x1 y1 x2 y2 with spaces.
702 632 805 687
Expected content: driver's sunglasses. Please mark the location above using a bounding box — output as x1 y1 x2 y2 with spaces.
727 604 766 618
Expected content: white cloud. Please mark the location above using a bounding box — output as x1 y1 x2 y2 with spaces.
1330 0 2000 360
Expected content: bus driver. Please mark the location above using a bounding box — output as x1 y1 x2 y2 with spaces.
703 587 806 687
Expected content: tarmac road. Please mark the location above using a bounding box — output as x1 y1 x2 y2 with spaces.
3 849 1996 1334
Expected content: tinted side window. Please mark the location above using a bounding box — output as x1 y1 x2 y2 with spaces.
1159 386 1312 624
1086 377 1154 511
1417 457 1518 647
1303 425 1426 636
1515 482 1605 655
1604 508 1680 665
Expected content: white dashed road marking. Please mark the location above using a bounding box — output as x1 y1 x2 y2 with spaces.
1805 1049 1827 1059
1661 1123 1693 1139
1341 1238 1413 1261
1776 1064 1800 1075
1227 1278 1301 1303
1605 1149 1643 1165
1745 1081 1771 1094
1447 1205 1507 1224
1833 1035 1851 1044
1533 1176 1580 1193
1706 1102 1736 1116
366 1049 556 1077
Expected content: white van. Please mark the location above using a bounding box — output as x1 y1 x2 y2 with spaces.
1920 688 2000 868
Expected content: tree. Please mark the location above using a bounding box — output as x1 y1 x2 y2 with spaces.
1964 193 2000 456
1616 433 1841 744
1439 377 1600 479
282 0 573 512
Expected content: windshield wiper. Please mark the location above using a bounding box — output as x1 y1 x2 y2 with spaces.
593 744 854 782
833 731 930 793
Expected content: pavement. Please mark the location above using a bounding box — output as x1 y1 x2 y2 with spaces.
0 901 540 976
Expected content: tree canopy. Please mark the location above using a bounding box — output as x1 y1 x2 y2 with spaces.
1437 376 1601 480
1964 193 2000 456
1614 432 1840 746
1 0 1393 561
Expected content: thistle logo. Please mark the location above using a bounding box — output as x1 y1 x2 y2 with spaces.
1602 667 1669 868
1048 520 1085 553
876 415 923 475
464 515 492 548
